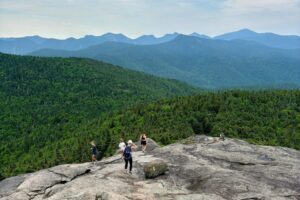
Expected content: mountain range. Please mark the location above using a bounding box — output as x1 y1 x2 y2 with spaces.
30 34 300 89
0 32 182 55
215 29 300 49
1 29 300 55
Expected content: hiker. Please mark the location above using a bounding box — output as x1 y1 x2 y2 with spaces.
219 133 225 141
123 140 137 174
118 138 126 157
140 133 147 153
90 141 98 163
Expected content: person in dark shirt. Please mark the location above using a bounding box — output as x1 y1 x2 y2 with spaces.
123 140 137 174
90 140 97 163
140 133 147 153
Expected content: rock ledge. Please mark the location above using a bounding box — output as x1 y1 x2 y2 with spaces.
0 136 299 200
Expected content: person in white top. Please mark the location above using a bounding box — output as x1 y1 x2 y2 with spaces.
118 138 126 156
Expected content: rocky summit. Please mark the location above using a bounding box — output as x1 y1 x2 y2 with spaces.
0 136 299 200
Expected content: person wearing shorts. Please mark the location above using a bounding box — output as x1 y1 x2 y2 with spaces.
140 134 147 153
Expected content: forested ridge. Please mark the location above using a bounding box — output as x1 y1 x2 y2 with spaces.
104 90 300 149
0 53 197 179
0 53 299 180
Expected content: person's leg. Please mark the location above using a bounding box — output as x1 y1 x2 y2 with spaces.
125 159 128 170
142 144 147 152
92 155 96 165
129 158 133 172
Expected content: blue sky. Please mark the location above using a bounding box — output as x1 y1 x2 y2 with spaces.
0 0 299 38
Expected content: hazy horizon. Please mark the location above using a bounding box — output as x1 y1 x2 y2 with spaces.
0 0 299 39
0 28 300 40
1 28 300 40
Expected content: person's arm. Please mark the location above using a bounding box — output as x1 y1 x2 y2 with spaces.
131 143 137 150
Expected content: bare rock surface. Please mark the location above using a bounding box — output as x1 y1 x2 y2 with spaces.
0 136 299 200
0 174 29 198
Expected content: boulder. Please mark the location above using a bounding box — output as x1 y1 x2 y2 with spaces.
143 159 168 179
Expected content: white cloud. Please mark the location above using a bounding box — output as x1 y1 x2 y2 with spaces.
0 0 299 38
215 0 300 35
224 0 299 11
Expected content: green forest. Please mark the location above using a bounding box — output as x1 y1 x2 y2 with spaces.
0 53 299 180
0 53 197 179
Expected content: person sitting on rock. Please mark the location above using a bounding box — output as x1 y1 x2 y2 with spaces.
123 140 137 174
90 141 98 164
118 138 126 157
140 133 147 153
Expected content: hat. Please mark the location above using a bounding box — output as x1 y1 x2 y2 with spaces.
128 140 133 144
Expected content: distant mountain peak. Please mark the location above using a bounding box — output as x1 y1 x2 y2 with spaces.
66 37 76 40
102 32 127 37
189 32 210 39
176 33 200 39
215 28 258 40
136 35 157 39
133 34 179 45
214 28 300 49
160 32 179 39
27 35 44 39
171 34 204 43
168 32 180 35
237 28 256 33
83 34 97 38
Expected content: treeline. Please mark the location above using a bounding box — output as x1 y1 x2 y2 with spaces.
2 89 300 179
96 90 300 149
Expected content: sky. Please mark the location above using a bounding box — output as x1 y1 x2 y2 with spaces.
0 0 299 39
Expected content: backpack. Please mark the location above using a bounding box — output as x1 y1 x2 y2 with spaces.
123 146 132 159
91 146 97 155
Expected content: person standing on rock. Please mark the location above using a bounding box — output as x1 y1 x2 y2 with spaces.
123 140 137 174
140 133 147 153
90 141 98 163
118 138 126 157
219 133 225 141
